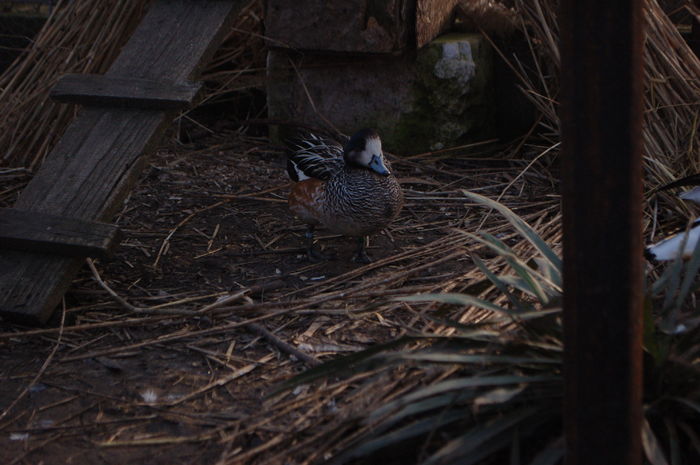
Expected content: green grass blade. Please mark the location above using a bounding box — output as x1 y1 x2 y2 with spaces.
481 234 549 305
663 419 681 465
642 418 670 465
528 436 565 465
335 409 467 462
669 396 700 416
398 292 515 316
661 257 683 314
386 375 559 405
423 407 539 465
534 256 562 292
393 352 561 366
643 297 664 365
460 231 561 296
650 258 679 296
462 190 562 274
472 254 533 313
366 391 477 428
510 429 521 465
496 275 537 297
677 421 700 456
421 313 504 335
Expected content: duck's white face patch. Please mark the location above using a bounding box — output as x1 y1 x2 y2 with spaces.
358 137 382 166
347 136 382 167
345 130 390 175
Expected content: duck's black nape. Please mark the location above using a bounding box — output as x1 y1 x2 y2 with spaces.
343 128 380 154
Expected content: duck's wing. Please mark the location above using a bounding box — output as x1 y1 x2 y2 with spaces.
645 218 700 261
679 186 700 205
286 132 345 181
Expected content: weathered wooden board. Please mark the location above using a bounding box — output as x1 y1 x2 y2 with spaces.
265 0 413 53
265 0 458 53
0 0 244 324
416 0 459 48
50 74 202 110
0 208 121 258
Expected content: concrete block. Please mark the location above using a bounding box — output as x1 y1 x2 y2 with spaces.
267 33 495 154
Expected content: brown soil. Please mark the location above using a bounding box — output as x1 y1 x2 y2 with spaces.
0 129 558 465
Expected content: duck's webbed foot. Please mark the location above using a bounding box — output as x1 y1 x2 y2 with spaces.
351 236 372 264
307 245 332 262
305 226 334 262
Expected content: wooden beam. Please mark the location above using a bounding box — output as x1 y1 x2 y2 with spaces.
50 74 202 110
416 0 458 48
560 1 644 465
0 208 121 258
0 0 245 325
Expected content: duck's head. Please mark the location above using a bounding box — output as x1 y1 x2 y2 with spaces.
343 128 391 176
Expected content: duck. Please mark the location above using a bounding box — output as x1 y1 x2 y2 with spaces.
286 128 403 263
646 177 700 261
645 218 700 261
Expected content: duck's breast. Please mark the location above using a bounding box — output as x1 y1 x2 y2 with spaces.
321 171 403 236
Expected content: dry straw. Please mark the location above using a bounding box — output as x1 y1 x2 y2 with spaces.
0 0 147 170
514 0 700 228
0 0 698 463
0 0 265 172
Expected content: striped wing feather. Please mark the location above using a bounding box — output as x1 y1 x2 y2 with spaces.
286 133 345 181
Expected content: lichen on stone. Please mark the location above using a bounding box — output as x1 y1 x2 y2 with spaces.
433 40 476 89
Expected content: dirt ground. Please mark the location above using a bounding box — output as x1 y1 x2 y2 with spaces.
0 128 559 464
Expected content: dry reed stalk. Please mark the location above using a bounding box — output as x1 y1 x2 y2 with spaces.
0 0 148 169
513 0 700 228
0 0 266 172
196 0 266 105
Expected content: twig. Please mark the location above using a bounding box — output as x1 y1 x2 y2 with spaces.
165 354 275 406
86 258 197 316
244 322 321 366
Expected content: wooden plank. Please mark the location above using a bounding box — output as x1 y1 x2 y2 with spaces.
560 1 644 464
0 0 245 325
0 208 121 258
265 0 413 53
266 0 458 53
50 74 202 110
416 0 458 48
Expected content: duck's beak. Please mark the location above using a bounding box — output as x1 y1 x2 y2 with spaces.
368 154 390 176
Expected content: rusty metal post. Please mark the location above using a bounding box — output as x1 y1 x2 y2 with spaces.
559 1 645 465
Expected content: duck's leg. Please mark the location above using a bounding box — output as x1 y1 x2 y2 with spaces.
305 225 329 262
351 236 372 263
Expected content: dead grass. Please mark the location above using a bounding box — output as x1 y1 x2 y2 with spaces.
0 130 558 464
0 0 698 463
510 0 700 235
0 0 265 172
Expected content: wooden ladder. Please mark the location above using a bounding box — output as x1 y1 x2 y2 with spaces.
0 0 245 324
